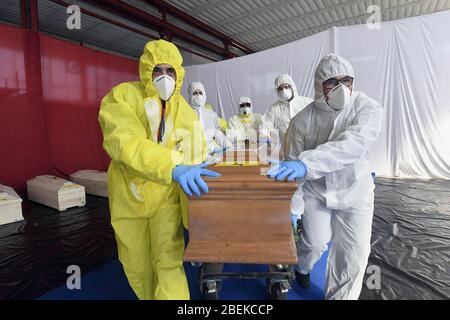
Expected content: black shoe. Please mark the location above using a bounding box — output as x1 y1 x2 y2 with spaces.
295 270 310 289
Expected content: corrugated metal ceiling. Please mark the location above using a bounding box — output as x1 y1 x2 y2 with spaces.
1 0 450 65
167 0 450 51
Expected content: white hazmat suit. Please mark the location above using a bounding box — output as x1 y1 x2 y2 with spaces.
188 82 230 154
284 54 383 300
260 74 312 151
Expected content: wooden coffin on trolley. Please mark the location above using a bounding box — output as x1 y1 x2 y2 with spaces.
184 150 298 265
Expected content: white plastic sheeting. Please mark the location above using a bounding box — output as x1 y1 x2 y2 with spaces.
183 10 450 179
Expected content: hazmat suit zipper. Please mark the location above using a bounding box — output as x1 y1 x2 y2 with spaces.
157 100 166 144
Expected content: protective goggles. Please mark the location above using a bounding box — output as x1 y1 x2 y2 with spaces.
323 76 353 90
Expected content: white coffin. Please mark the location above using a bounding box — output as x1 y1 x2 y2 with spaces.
70 170 108 198
0 184 24 225
27 175 86 211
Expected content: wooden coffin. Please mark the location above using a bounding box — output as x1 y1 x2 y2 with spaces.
184 159 299 265
0 184 23 225
27 175 86 211
70 170 108 198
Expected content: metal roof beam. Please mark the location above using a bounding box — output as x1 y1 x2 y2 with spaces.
20 0 39 31
83 0 236 58
144 0 254 54
47 0 218 62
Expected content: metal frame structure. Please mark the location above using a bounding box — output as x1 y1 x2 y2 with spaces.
82 0 245 59
47 0 219 62
18 0 255 62
20 0 39 31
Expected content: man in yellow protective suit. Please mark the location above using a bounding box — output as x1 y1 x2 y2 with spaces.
98 39 219 300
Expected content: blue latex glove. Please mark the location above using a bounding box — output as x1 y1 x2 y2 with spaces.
212 145 227 154
267 160 307 181
259 137 271 145
291 214 299 227
172 162 220 197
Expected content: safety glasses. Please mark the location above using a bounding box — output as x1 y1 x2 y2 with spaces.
323 76 353 90
239 103 251 108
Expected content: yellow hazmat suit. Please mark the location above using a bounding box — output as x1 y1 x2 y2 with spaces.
98 40 206 300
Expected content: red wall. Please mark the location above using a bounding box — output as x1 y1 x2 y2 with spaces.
0 24 139 192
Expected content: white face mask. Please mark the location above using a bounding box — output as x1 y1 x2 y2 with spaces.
326 84 351 110
190 94 206 109
153 75 176 101
278 88 293 102
240 106 252 116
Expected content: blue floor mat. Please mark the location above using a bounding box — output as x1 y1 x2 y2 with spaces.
38 248 328 300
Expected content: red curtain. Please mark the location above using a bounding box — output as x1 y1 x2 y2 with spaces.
0 24 139 192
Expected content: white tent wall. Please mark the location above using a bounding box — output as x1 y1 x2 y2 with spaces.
183 28 331 119
183 10 450 179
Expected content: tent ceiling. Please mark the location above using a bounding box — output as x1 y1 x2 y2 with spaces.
1 0 450 64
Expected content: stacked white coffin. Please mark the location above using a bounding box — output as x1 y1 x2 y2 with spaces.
27 175 86 211
70 170 108 198
0 184 24 225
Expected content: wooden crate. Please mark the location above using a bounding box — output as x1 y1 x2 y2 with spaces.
0 184 23 225
27 175 86 211
70 170 108 198
184 164 298 265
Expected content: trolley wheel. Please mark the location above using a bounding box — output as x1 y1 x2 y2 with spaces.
269 282 289 300
202 281 220 300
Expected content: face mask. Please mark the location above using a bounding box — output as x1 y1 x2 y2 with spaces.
240 106 252 116
326 84 351 110
190 94 206 109
153 75 176 101
278 88 293 102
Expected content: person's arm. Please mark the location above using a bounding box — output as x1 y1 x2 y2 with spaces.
228 116 237 130
260 107 276 139
227 116 245 143
284 116 306 161
212 114 232 149
98 84 183 185
299 101 383 180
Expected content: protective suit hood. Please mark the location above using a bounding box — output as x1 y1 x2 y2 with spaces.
275 74 299 98
314 54 355 111
139 39 185 97
188 82 206 100
188 82 206 107
238 96 253 117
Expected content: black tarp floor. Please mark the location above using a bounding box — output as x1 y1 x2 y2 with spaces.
360 178 450 299
1 178 449 300
0 195 117 299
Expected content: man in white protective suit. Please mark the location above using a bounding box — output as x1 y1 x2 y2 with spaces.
259 74 313 228
187 82 231 156
267 54 383 300
259 74 312 149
